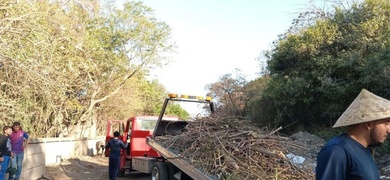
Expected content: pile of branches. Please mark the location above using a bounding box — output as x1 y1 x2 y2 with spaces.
156 116 315 180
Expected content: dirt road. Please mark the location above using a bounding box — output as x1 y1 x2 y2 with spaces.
45 156 150 180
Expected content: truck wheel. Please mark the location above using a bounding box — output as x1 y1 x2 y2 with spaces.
166 163 177 180
151 162 168 180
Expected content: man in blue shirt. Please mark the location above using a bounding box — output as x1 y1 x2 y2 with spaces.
105 131 127 180
316 89 390 180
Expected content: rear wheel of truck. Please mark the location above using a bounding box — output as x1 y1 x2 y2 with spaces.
166 162 177 180
152 162 168 180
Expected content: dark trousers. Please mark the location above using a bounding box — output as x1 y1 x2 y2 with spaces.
108 156 120 180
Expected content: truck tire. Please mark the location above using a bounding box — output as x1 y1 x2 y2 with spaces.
166 163 177 180
152 162 168 180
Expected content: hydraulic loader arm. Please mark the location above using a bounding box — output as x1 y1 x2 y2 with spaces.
151 94 214 138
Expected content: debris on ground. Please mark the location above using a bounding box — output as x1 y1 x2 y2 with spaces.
155 116 315 180
376 154 390 180
286 131 327 172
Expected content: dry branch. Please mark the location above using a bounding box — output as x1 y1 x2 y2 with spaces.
155 116 314 180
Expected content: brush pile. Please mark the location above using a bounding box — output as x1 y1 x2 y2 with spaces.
155 116 315 180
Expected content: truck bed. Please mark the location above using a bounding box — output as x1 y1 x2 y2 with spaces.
146 137 214 180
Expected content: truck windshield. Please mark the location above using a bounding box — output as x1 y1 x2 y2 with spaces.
140 120 157 131
135 116 180 131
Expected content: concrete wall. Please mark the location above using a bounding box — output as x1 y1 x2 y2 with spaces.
20 136 105 180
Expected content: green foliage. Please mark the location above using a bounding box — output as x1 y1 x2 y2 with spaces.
96 73 191 135
165 104 190 120
0 0 175 137
376 140 390 154
245 76 272 122
315 127 346 141
249 0 390 133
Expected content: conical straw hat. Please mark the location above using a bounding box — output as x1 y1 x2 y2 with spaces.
333 89 390 128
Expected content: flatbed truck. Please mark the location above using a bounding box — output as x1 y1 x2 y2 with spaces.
105 94 215 180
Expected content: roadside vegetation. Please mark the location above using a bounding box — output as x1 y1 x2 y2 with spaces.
206 0 390 143
2 0 390 157
0 0 187 137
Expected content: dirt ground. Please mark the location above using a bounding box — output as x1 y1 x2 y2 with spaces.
44 156 109 180
44 155 150 180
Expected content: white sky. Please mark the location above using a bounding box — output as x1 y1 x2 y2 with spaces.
141 0 318 97
117 0 323 115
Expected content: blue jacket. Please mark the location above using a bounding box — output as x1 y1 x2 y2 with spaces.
105 138 127 158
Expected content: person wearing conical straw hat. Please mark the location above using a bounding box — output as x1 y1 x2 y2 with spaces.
316 89 390 180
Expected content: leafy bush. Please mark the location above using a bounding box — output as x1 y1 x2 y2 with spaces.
376 140 390 155
314 127 346 142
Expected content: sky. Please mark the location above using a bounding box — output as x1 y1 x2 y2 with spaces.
128 0 321 115
140 0 318 97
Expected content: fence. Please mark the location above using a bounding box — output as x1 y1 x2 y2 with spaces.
19 136 105 180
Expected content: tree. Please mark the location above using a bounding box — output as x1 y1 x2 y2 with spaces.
253 0 390 133
96 72 189 135
205 69 249 117
245 75 271 124
0 0 175 137
164 104 190 120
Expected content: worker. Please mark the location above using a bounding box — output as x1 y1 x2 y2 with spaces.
9 122 29 180
0 126 13 180
105 131 127 180
316 89 390 180
96 140 106 157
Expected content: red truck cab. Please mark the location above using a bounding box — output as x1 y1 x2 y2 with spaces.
105 115 180 176
129 116 179 157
